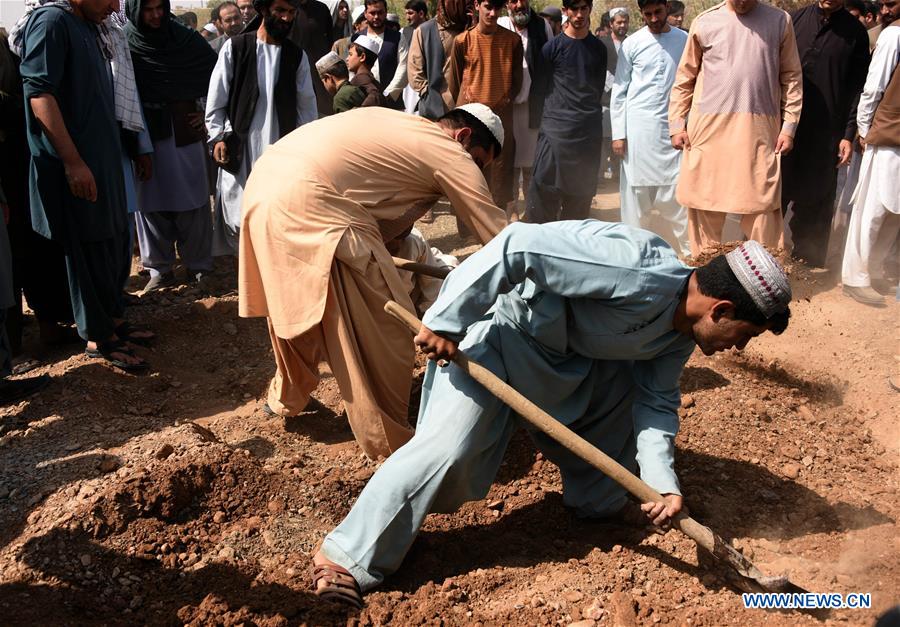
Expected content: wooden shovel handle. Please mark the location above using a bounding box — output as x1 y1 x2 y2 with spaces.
385 300 721 557
392 257 453 280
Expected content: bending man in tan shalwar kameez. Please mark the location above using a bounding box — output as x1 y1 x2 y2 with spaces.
239 106 507 460
667 0 803 257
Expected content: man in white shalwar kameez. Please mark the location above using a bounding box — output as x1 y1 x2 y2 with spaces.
387 227 459 316
841 21 900 307
611 0 689 256
206 0 318 257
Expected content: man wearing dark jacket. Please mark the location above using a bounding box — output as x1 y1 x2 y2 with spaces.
407 0 470 120
499 0 552 220
781 0 870 267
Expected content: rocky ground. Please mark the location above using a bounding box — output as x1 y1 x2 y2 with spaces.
0 184 897 626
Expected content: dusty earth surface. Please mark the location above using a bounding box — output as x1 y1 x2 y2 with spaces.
0 182 897 626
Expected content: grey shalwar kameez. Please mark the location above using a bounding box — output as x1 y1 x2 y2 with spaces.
322 220 696 591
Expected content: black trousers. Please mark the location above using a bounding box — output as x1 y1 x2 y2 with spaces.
525 179 593 224
5 220 74 354
0 308 10 377
62 225 130 342
782 170 838 268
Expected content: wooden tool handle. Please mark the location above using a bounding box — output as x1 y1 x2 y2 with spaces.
392 257 453 280
385 300 720 556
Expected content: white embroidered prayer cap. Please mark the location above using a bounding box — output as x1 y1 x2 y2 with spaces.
456 103 504 149
608 6 628 17
352 5 366 23
725 241 792 318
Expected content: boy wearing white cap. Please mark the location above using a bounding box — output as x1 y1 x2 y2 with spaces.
352 0 410 102
346 35 390 106
386 12 402 30
316 51 366 112
312 235 792 607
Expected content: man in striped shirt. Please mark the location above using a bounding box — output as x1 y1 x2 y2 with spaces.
449 0 523 226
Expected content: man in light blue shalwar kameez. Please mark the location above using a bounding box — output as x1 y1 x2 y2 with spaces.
310 221 793 606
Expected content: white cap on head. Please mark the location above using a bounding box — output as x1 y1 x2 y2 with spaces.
316 51 343 76
203 22 218 33
386 12 400 23
456 103 504 149
354 34 382 55
609 6 628 18
351 5 365 23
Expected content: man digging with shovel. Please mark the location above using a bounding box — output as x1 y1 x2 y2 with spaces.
311 223 792 607
239 105 506 461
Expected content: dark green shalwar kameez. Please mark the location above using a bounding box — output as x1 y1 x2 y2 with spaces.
332 81 365 113
19 7 129 342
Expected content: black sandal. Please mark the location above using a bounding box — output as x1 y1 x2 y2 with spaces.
85 339 149 372
115 321 156 347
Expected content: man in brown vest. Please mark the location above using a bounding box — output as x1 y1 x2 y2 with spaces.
841 14 899 307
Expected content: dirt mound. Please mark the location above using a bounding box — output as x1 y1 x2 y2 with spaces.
88 456 217 534
178 593 290 627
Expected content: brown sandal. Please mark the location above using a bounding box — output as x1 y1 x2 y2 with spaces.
311 563 363 608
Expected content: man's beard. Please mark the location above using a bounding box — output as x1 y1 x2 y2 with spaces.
511 9 530 26
265 14 294 42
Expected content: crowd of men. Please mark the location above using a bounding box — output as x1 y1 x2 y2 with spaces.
0 0 897 607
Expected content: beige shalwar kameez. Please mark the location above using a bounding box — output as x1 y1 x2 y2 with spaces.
239 108 506 460
668 2 803 256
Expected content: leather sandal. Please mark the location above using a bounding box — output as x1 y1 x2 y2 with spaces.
85 339 149 372
311 563 363 608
